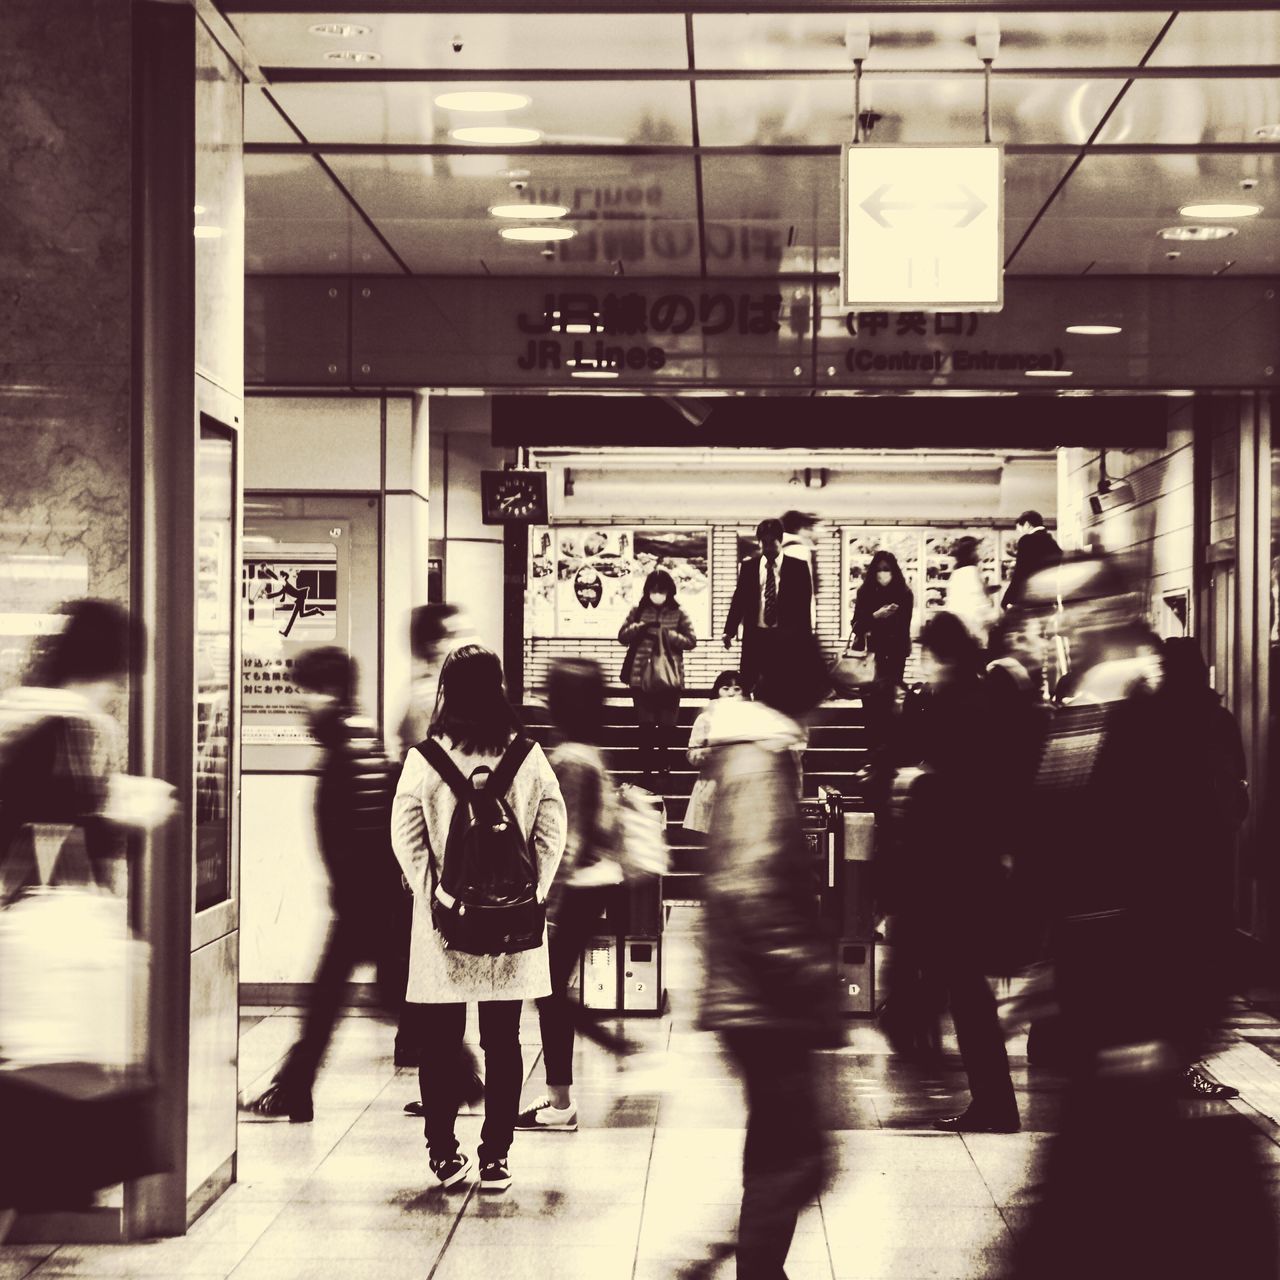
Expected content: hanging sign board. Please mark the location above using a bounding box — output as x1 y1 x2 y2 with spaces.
841 143 1004 313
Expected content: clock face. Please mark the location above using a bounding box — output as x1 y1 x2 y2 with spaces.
482 470 548 524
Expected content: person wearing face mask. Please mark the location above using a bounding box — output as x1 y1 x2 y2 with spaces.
850 550 915 697
619 569 698 781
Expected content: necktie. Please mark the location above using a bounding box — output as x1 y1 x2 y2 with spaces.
764 557 778 627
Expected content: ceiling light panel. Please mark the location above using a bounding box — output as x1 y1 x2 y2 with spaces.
266 82 692 148
1145 10 1280 68
695 76 1115 147
319 152 700 276
243 152 401 273
1007 153 1280 276
691 11 1168 72
1095 78 1280 146
226 12 688 70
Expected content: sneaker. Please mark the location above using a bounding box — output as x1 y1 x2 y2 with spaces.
244 1082 313 1123
514 1096 578 1132
933 1106 1020 1134
479 1159 512 1192
1184 1066 1240 1100
429 1152 471 1189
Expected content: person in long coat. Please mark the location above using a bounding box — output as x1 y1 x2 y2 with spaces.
850 549 915 693
391 644 565 1193
618 568 697 780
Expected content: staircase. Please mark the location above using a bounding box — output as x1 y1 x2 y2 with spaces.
521 692 871 902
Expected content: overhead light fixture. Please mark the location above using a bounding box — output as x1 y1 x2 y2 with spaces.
193 225 223 239
323 49 381 63
1254 125 1280 142
570 369 620 380
1025 369 1073 378
1177 201 1262 219
1158 225 1238 242
193 203 206 216
309 22 371 38
500 225 575 242
488 203 569 219
452 126 541 145
1066 324 1122 336
435 91 531 113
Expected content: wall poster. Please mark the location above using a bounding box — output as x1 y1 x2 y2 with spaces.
527 525 712 641
241 524 348 746
841 526 1008 638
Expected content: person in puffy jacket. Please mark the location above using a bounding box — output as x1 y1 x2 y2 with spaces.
695 655 838 1280
618 569 697 781
247 646 400 1123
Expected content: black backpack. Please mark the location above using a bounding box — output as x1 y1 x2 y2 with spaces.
420 736 544 957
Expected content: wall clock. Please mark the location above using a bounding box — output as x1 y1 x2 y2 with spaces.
481 469 549 524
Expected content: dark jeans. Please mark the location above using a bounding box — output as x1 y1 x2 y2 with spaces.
946 964 1017 1116
722 1029 827 1280
276 910 366 1095
414 1000 522 1163
536 885 618 1087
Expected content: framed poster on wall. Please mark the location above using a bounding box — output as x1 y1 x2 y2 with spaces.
526 525 712 641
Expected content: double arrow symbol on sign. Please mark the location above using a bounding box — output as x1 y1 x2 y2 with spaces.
859 184 987 229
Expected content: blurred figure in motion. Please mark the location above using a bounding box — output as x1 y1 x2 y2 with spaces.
780 509 821 627
1157 637 1247 1101
894 613 1020 1133
682 669 744 835
246 647 400 1122
619 569 697 782
0 600 175 1232
399 603 469 756
517 657 632 1135
1013 556 1276 1280
689 651 838 1280
945 535 997 648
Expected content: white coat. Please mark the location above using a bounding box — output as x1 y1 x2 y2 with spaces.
391 735 566 1004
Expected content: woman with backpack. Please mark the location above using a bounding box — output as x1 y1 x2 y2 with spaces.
391 645 566 1193
516 658 633 1134
618 568 697 782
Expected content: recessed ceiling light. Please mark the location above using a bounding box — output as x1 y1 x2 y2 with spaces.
193 225 223 239
324 49 381 63
489 203 569 219
1178 202 1262 219
1065 324 1122 336
193 203 206 216
1254 125 1280 142
500 225 576 242
1025 369 1073 378
435 91 531 113
309 22 371 38
1158 224 1238 242
570 369 620 379
453 126 542 145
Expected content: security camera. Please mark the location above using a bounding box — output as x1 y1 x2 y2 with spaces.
540 246 554 259
1166 250 1181 260
1240 177 1259 191
451 34 463 53
509 179 527 192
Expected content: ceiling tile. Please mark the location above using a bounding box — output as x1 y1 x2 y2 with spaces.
245 153 401 273
1146 10 1280 67
695 77 1124 147
692 11 1170 72
1095 77 1280 145
227 11 688 70
320 152 700 275
266 81 692 146
1007 152 1280 274
245 86 299 144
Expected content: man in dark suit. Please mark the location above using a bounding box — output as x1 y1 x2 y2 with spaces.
723 517 813 695
1002 510 1062 612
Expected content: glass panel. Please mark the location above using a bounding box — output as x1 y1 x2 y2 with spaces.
195 421 235 913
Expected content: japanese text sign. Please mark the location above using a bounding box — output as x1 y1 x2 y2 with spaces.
842 143 1004 313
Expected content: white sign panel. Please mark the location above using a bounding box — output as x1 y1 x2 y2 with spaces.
842 143 1004 312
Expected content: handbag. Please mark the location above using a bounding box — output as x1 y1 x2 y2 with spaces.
829 637 875 696
640 622 681 695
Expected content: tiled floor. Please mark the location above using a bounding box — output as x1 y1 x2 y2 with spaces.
5 909 1280 1280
